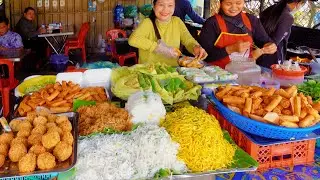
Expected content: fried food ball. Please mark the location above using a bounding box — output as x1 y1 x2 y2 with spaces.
46 122 57 129
47 114 58 123
9 119 21 132
26 112 37 123
18 121 32 131
17 129 31 138
11 137 28 147
53 142 72 161
42 131 60 149
47 126 63 136
37 109 50 117
0 143 9 156
62 132 74 145
0 154 5 168
0 132 14 145
58 121 72 132
9 143 27 162
31 124 47 135
33 116 48 127
18 153 36 173
28 134 42 146
55 116 68 124
37 152 56 170
29 144 46 155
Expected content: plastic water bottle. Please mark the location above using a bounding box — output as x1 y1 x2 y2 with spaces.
88 0 93 12
114 3 124 28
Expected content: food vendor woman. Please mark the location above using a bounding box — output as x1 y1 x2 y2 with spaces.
128 0 207 66
259 0 306 67
199 0 277 69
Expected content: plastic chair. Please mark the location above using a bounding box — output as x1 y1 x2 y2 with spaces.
64 22 90 63
0 60 19 118
106 29 137 66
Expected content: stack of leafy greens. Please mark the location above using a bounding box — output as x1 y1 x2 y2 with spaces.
298 80 320 102
111 63 201 104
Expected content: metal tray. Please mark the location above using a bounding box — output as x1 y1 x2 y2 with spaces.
0 112 79 179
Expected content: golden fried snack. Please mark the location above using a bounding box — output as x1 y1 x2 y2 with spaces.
0 132 14 145
37 109 50 117
31 124 47 135
62 132 73 145
47 126 63 136
11 137 28 147
9 143 27 162
53 142 72 161
55 116 68 124
42 131 60 149
9 119 21 132
47 114 58 123
0 154 5 168
18 121 32 131
17 129 31 138
46 122 57 129
33 116 48 127
29 145 46 155
18 153 37 173
37 152 56 170
28 134 42 146
58 121 72 132
0 143 9 156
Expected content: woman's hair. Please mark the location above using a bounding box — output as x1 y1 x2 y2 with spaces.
149 0 158 24
260 0 306 35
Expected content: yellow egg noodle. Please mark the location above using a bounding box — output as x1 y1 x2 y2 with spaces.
161 106 236 172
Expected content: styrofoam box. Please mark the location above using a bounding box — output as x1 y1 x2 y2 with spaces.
82 68 112 89
56 72 84 87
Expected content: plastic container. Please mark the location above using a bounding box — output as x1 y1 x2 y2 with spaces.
271 64 307 87
50 54 69 72
208 105 316 170
83 68 112 89
56 72 83 86
225 58 261 85
260 78 280 89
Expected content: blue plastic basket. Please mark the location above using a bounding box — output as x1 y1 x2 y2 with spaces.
0 172 58 180
208 94 320 140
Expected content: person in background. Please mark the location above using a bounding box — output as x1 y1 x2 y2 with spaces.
15 7 46 48
129 0 207 66
259 0 306 67
0 16 23 50
199 0 277 69
174 0 205 24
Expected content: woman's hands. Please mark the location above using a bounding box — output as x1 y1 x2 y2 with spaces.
262 43 277 54
193 45 208 60
154 40 181 58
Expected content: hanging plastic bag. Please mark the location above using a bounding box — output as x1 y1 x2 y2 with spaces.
124 5 138 18
139 4 152 17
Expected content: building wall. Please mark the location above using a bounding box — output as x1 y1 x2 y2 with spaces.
6 0 152 52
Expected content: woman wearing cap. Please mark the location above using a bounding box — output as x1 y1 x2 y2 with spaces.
128 0 207 66
199 0 277 69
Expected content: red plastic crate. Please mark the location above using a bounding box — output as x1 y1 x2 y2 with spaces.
208 104 315 170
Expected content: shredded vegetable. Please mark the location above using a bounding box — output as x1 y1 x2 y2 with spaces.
161 106 236 172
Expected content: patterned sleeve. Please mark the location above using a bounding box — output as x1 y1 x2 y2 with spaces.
11 33 24 48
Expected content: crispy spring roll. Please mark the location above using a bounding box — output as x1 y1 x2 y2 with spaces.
249 114 268 123
240 92 250 98
51 100 67 107
278 89 291 99
234 89 251 96
263 87 276 96
46 90 60 101
251 91 263 98
77 92 91 100
307 107 320 119
281 121 299 128
70 84 81 94
254 108 266 117
280 99 290 109
307 96 313 105
244 98 253 114
279 115 299 123
49 107 71 113
272 107 282 114
223 96 245 105
227 105 242 114
299 108 308 119
282 109 293 115
285 86 297 95
294 96 301 117
93 94 103 102
252 97 263 110
299 115 315 128
45 84 54 89
216 86 232 100
265 95 283 112
62 81 67 89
